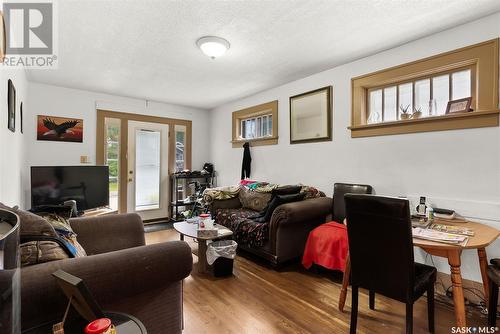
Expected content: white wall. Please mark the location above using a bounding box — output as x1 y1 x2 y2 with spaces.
25 82 211 208
210 13 500 281
0 68 29 207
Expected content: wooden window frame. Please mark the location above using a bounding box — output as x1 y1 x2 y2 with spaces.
96 109 192 213
232 100 278 148
350 39 499 138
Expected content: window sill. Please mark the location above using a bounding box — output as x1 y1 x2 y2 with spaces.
348 109 500 138
231 136 279 148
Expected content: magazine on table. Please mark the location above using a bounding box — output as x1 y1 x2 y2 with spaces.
429 223 475 236
412 227 469 247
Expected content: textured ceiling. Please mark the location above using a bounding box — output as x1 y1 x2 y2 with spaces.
28 0 500 109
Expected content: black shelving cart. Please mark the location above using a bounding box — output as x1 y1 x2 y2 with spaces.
169 173 216 221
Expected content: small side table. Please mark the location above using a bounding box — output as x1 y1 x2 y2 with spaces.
22 312 147 334
173 221 233 274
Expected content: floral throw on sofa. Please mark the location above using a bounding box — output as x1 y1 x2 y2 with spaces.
215 208 269 247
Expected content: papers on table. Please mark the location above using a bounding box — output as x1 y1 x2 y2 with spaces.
412 227 469 247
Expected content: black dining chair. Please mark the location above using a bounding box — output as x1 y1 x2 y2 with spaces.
344 194 437 334
332 183 373 224
488 258 500 327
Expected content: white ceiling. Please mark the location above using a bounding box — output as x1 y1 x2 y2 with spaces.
28 0 500 110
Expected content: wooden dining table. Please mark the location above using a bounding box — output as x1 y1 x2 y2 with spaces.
338 218 499 327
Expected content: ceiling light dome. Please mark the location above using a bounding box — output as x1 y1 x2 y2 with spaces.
196 36 230 59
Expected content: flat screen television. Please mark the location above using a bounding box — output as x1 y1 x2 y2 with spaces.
31 166 109 211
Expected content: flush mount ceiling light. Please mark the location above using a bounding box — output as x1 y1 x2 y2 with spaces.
196 36 230 59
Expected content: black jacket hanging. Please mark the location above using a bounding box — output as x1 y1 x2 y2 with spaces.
241 142 251 180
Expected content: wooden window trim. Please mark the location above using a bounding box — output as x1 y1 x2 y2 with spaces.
232 100 279 148
350 39 499 138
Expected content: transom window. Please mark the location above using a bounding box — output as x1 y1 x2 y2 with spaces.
239 114 273 139
367 68 473 123
350 39 499 138
232 100 278 147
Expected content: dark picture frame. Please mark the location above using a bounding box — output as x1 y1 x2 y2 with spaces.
445 97 472 114
0 10 5 63
52 269 105 322
7 79 15 132
289 86 332 144
20 102 23 133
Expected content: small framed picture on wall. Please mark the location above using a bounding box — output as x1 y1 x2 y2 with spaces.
37 115 83 142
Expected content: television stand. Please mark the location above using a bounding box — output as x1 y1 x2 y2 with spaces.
81 207 117 217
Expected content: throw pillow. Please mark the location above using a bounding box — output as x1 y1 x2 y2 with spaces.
36 212 87 258
0 202 57 238
300 186 323 199
239 187 272 212
272 185 302 196
256 193 306 223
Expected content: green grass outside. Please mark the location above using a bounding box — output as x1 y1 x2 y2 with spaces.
109 182 118 192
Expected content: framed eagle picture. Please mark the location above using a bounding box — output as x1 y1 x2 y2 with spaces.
37 115 83 142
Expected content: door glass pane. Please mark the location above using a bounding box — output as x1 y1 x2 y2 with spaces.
383 86 397 122
135 129 161 211
105 118 120 211
175 125 186 173
452 69 471 100
368 90 382 123
414 79 430 117
398 83 413 119
432 75 450 116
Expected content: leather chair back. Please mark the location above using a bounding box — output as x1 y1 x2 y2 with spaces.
333 183 372 223
344 194 415 303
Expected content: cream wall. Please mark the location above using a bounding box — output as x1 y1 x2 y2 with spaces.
0 68 29 207
24 82 211 208
209 12 500 281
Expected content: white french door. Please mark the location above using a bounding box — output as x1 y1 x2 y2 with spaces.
127 121 169 221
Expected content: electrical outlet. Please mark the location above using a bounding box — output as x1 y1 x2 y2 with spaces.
80 155 89 164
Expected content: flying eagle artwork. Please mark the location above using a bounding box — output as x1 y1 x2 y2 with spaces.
38 117 81 141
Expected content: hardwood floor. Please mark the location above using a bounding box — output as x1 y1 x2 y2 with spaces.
146 229 486 334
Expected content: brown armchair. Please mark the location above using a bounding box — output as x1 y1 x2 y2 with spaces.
21 213 192 334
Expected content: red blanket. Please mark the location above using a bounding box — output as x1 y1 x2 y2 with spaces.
302 221 349 271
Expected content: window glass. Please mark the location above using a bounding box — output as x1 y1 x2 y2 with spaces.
105 118 120 211
135 129 161 211
239 114 273 139
432 75 449 116
415 79 430 116
368 90 382 123
383 86 397 121
452 69 471 100
175 125 186 172
262 115 268 136
398 83 413 119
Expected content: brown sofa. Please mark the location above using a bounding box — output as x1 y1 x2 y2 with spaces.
19 213 192 334
211 195 332 266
